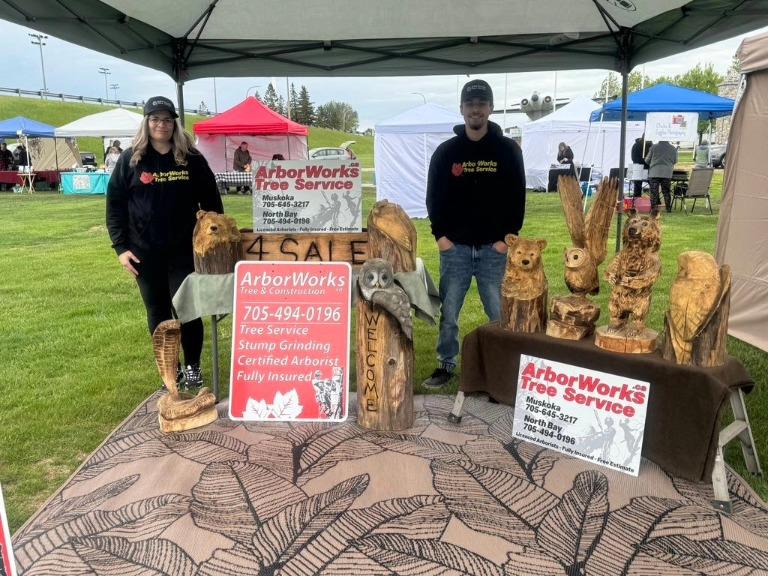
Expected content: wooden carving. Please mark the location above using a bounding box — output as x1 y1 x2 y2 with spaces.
595 209 663 353
547 176 618 339
153 320 217 432
356 200 415 431
661 251 731 367
500 234 548 332
193 210 242 274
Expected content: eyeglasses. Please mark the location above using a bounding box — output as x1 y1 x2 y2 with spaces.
148 116 174 126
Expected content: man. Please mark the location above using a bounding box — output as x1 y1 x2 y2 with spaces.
630 135 652 198
423 79 526 389
0 142 13 190
233 141 252 194
645 140 677 212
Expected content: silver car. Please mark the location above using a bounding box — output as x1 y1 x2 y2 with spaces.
308 140 357 161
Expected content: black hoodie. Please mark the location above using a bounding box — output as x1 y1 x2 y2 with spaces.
426 121 525 246
106 145 223 258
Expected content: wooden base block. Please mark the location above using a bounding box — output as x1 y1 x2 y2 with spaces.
502 291 547 332
546 295 600 340
594 325 658 354
158 388 218 432
194 240 242 274
546 318 593 340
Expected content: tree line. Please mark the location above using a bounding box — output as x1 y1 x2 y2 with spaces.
254 83 359 133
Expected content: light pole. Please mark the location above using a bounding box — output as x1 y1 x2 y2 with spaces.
245 84 261 99
29 33 48 97
411 92 426 104
109 83 119 101
98 67 111 100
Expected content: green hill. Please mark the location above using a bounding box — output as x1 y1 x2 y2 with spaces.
0 95 373 165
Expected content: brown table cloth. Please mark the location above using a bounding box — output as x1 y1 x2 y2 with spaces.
460 322 754 482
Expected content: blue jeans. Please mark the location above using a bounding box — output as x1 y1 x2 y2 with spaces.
437 243 506 371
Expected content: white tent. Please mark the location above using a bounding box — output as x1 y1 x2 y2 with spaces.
374 103 463 218
522 96 645 189
55 108 143 138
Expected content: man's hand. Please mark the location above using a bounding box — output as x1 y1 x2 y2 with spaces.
118 250 140 277
493 240 508 254
436 236 454 252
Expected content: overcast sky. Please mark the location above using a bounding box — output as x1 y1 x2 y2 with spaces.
2 20 766 131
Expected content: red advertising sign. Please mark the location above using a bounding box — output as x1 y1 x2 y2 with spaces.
0 485 18 576
229 261 351 421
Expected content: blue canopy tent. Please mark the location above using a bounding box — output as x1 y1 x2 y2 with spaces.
589 84 735 122
0 116 55 138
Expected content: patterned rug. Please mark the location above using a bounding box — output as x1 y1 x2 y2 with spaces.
12 393 768 575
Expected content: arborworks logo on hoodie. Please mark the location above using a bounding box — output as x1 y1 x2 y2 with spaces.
450 160 498 176
139 170 189 184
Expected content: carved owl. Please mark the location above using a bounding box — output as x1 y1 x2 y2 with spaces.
358 258 413 340
667 251 727 364
564 247 599 296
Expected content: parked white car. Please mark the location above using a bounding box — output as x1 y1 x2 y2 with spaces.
308 140 357 161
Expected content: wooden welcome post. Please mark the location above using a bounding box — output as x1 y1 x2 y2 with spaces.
356 200 416 430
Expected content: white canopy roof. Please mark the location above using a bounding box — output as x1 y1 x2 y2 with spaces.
375 103 463 134
55 108 144 138
525 96 602 130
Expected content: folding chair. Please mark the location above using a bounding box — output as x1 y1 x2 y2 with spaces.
682 167 714 214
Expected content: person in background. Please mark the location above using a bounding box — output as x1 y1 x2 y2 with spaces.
105 140 123 158
630 135 652 198
272 153 285 160
233 141 252 194
557 141 574 165
106 96 223 389
423 79 526 389
104 146 121 173
0 142 13 190
14 143 29 167
645 140 678 212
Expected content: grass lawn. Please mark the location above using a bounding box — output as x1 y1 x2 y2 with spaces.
1 166 766 534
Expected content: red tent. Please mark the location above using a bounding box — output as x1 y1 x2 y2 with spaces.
193 97 308 172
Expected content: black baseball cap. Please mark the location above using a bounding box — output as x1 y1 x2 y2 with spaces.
461 79 493 106
144 96 179 118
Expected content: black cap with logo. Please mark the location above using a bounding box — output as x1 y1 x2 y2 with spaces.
461 80 494 106
144 96 179 118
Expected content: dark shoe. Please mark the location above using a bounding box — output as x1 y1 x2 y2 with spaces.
422 368 453 389
184 363 204 389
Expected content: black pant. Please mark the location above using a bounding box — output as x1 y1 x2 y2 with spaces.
632 180 643 197
134 249 203 366
649 178 672 211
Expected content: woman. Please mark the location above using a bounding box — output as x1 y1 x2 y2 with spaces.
106 96 223 388
104 146 121 173
557 142 574 164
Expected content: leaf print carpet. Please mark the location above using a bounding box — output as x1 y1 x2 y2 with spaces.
12 393 768 575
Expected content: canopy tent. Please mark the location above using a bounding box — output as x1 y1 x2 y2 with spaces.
374 103 464 218
55 108 143 138
716 30 768 353
0 116 55 138
589 84 736 122
193 97 308 172
522 96 645 189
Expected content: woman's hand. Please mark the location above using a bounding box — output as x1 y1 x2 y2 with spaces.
493 240 508 254
118 250 140 276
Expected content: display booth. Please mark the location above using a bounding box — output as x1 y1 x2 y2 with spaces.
522 96 644 190
716 31 768 354
374 103 463 218
193 97 308 173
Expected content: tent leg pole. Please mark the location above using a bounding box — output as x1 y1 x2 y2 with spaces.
177 80 186 128
615 49 630 253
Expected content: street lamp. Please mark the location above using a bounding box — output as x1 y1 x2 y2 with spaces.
109 83 119 101
29 33 48 97
411 92 427 104
245 84 261 99
98 67 111 100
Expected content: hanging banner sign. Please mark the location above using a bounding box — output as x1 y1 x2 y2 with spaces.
252 159 363 233
512 354 650 476
645 112 699 142
0 484 18 576
229 261 351 422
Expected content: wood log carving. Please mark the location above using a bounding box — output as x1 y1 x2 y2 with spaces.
595 209 662 354
500 234 548 332
153 319 217 432
547 176 618 339
356 200 415 430
661 252 731 367
193 210 242 274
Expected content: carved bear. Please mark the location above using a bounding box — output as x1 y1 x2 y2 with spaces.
192 210 241 258
501 234 548 332
604 209 662 334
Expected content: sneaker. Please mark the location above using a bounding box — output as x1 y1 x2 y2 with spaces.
176 364 186 386
184 363 204 389
422 368 453 389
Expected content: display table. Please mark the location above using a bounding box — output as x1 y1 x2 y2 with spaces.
547 164 576 191
0 170 60 190
458 323 754 482
61 171 110 195
214 171 252 194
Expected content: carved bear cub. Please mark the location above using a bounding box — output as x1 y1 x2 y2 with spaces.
193 210 241 258
501 234 548 332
